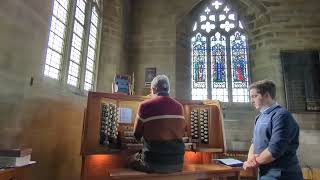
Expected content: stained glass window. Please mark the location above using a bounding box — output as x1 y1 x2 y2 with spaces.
191 0 250 102
230 31 249 102
211 32 228 102
191 33 208 100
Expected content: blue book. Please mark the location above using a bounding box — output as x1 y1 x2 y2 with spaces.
213 158 243 167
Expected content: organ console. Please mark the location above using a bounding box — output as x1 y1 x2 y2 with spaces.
81 92 226 180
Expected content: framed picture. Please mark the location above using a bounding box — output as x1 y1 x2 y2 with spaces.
113 74 131 94
145 67 156 86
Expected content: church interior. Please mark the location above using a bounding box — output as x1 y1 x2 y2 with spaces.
0 0 320 179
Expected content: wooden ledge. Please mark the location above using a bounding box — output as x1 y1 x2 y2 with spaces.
109 164 240 180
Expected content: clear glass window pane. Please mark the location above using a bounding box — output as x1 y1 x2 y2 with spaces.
45 49 61 69
90 25 97 37
44 64 60 79
48 32 64 53
73 20 84 37
84 82 92 91
75 7 85 24
44 48 62 79
53 1 68 24
87 46 95 59
77 0 86 12
57 0 69 9
85 71 93 82
86 59 94 72
88 34 96 48
50 16 66 37
68 61 80 77
71 34 82 51
91 13 98 26
70 47 81 63
67 75 79 87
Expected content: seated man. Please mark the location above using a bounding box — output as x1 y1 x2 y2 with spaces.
128 75 186 173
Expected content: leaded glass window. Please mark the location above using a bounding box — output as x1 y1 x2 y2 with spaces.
67 0 87 87
191 0 250 103
44 0 70 79
191 33 208 100
84 6 100 91
44 0 102 92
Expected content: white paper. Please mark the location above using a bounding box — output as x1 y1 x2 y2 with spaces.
119 108 132 123
213 158 243 167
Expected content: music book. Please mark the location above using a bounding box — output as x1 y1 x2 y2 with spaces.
0 155 31 167
213 158 243 167
0 148 32 157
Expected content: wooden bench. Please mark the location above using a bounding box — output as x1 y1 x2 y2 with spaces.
109 164 240 180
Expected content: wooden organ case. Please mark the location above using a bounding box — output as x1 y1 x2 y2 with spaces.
81 92 226 180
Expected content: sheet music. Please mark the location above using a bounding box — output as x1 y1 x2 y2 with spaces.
213 158 243 167
119 108 132 123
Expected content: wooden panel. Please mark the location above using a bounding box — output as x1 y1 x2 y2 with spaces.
81 92 226 180
0 163 35 180
82 92 148 155
183 100 225 151
82 92 225 155
303 168 320 180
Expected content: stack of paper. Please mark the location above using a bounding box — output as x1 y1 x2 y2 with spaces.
0 148 32 167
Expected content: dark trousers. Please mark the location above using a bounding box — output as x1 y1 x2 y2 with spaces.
259 168 303 180
128 152 183 174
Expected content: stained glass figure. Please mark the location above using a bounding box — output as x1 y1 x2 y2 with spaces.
211 32 227 86
191 33 208 100
211 32 228 102
230 31 249 102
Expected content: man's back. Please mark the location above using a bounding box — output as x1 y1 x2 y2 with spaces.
134 95 186 173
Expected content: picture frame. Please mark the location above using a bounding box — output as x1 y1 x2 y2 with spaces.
145 67 156 86
113 74 131 94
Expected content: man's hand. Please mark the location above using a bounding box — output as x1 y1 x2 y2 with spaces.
243 154 259 170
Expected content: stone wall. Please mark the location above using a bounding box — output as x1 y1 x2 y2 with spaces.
248 0 320 167
0 0 129 180
97 0 130 92
0 0 85 179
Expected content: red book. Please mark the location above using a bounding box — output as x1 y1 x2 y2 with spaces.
0 148 32 157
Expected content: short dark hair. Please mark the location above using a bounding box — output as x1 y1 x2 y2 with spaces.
249 80 276 99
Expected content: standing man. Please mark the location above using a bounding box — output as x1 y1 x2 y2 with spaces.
244 80 303 180
129 75 186 173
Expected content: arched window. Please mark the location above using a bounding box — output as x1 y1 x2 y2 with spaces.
191 0 250 103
